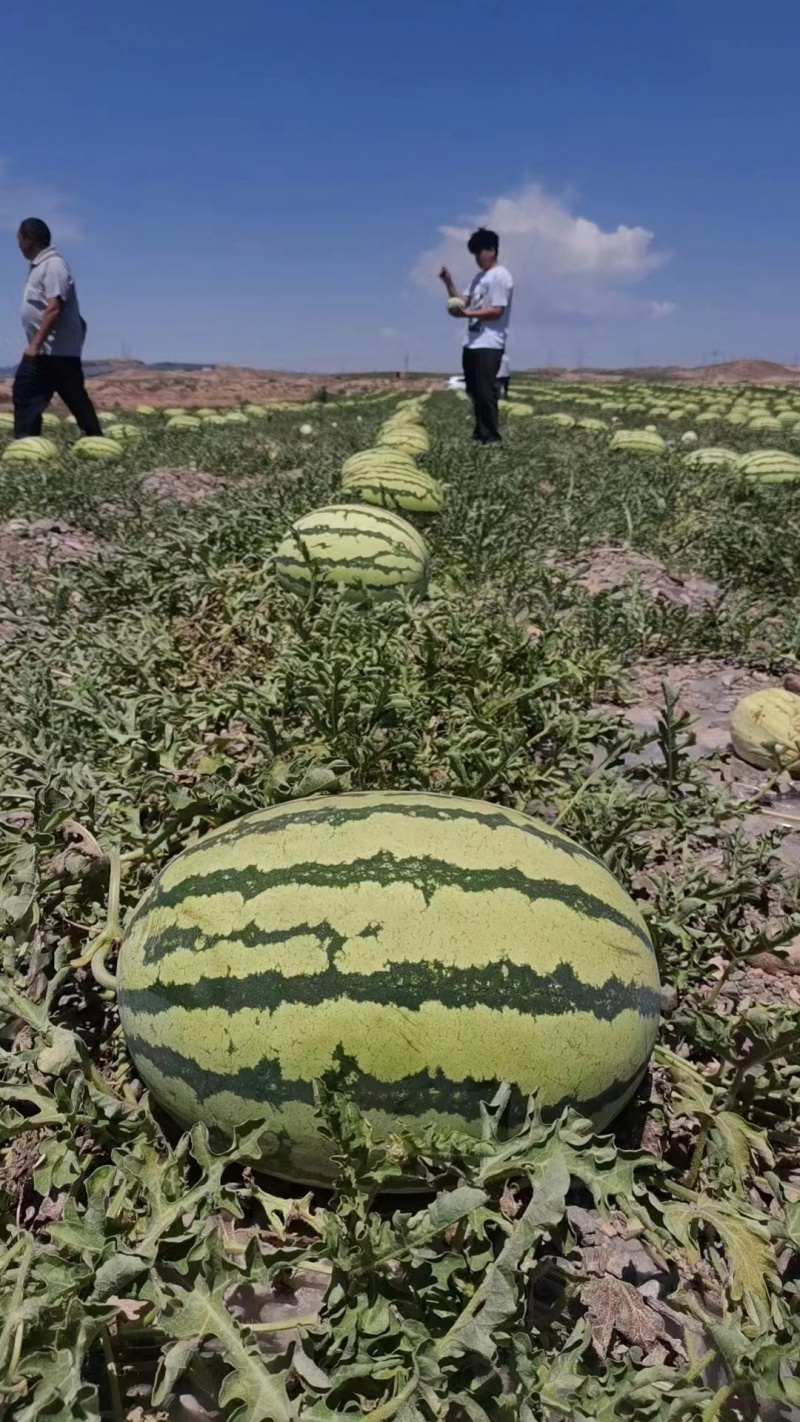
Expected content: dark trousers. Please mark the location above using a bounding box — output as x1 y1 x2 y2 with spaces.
462 347 502 443
13 356 102 439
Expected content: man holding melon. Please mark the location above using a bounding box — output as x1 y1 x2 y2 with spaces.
439 226 513 445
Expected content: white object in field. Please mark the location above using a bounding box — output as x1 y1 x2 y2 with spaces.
447 296 467 316
446 375 466 391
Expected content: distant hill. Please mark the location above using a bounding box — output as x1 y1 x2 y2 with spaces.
523 358 800 386
0 359 216 378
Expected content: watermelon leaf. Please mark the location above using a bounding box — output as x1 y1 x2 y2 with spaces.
163 1280 297 1422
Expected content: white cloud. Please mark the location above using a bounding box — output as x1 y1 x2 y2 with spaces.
649 300 676 319
411 182 671 322
380 326 401 340
0 159 83 241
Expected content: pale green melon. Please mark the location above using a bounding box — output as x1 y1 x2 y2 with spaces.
730 689 800 773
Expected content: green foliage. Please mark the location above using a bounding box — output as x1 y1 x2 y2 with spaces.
0 387 799 1418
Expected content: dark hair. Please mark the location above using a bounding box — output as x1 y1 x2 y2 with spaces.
19 217 52 248
467 226 499 255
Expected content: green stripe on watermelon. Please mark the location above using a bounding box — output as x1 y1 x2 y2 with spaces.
122 1031 649 1144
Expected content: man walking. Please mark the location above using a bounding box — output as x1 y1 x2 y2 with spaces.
13 218 102 439
439 227 513 444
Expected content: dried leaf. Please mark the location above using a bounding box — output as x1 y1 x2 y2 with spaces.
581 1275 665 1358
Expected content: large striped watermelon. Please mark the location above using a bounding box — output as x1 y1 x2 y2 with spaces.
275 505 430 597
117 792 660 1186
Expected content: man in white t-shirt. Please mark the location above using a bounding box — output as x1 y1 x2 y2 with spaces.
439 226 513 444
12 217 102 439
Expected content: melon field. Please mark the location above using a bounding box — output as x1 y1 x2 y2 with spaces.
1 382 799 1420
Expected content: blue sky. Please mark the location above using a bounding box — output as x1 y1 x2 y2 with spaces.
2 0 800 372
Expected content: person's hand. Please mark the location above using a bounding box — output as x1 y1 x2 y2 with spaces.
23 342 40 359
438 265 452 286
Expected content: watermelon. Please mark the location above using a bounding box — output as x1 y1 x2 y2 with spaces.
342 448 419 481
74 436 123 462
104 423 142 444
342 467 445 513
117 791 661 1186
610 429 666 454
683 447 741 471
730 689 800 773
2 436 58 464
378 426 430 456
739 450 800 480
166 415 202 430
275 505 430 597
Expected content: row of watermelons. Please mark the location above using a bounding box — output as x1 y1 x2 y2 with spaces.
274 395 443 599
450 379 800 484
116 394 662 1186
0 390 400 466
